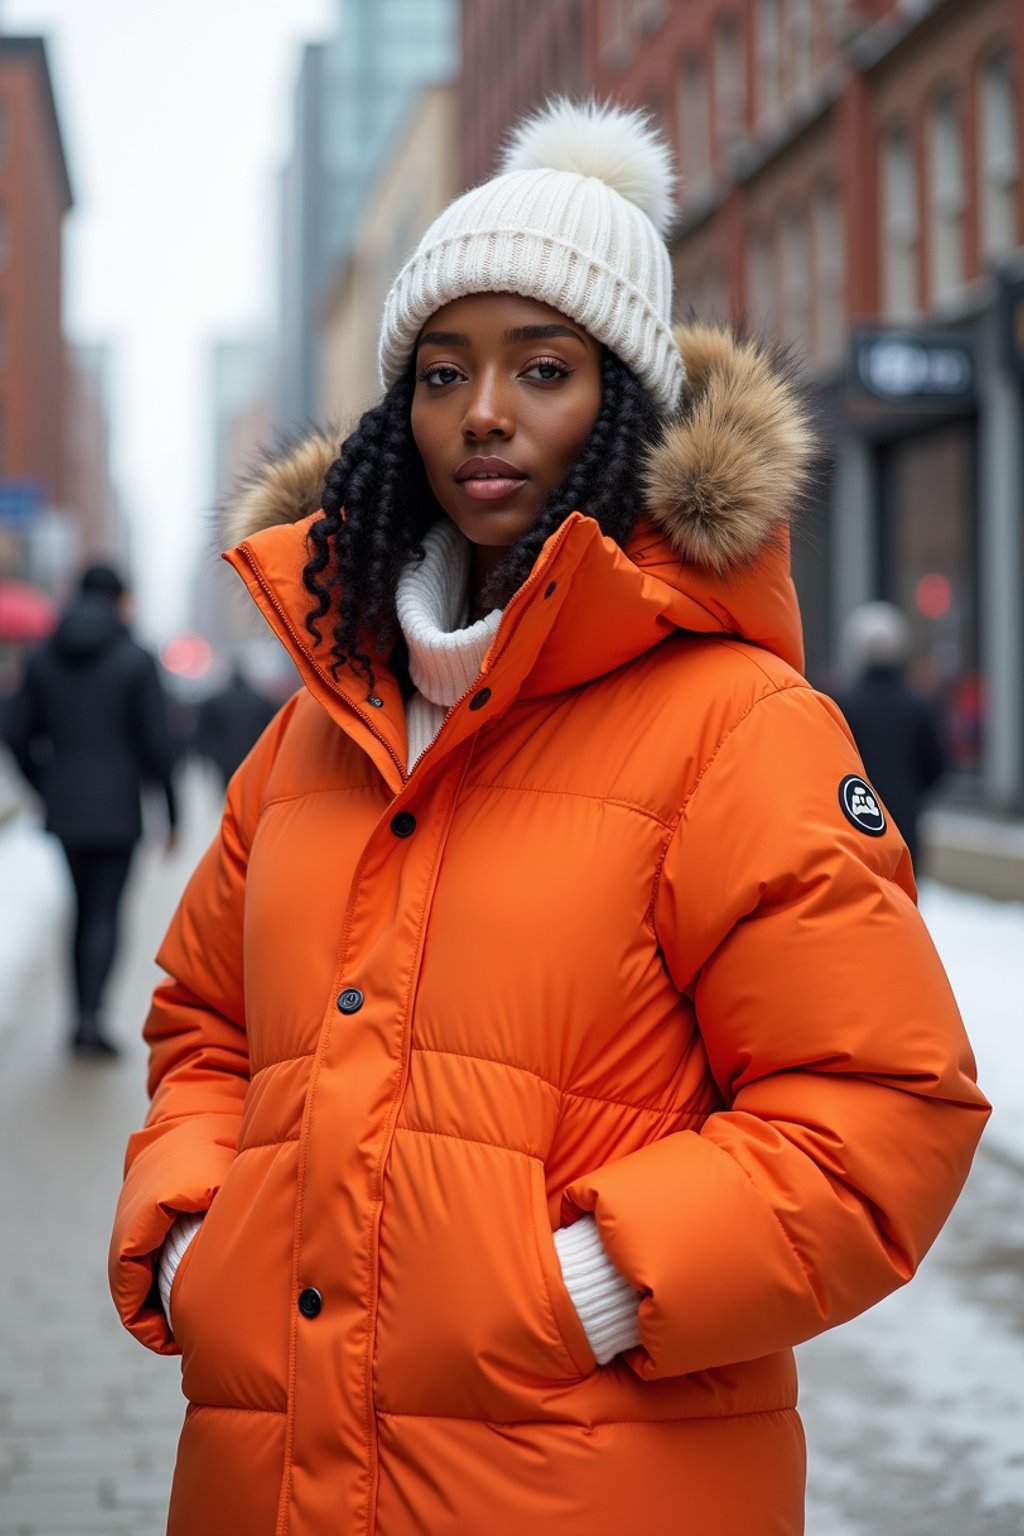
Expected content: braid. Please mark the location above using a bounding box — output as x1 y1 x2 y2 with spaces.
302 350 663 690
302 373 436 690
476 352 662 611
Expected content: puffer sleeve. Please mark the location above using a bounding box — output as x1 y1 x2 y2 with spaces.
108 699 295 1354
565 681 989 1381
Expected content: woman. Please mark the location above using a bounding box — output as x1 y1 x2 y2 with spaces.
110 100 987 1536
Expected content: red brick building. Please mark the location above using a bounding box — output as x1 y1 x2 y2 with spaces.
0 36 72 525
460 0 1024 817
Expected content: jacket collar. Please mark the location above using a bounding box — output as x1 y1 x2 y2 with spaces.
222 325 813 788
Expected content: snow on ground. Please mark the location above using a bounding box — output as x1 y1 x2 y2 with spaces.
918 880 1023 1165
0 810 71 1040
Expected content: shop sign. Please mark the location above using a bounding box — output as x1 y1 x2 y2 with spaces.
0 478 45 526
850 330 975 404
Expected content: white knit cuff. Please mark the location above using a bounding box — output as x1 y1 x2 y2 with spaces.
552 1214 642 1365
158 1213 205 1329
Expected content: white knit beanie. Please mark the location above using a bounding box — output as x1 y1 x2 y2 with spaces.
378 98 684 413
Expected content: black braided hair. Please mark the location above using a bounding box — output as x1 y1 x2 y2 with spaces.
302 351 663 692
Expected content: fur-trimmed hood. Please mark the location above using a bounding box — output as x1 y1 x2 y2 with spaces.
223 324 816 575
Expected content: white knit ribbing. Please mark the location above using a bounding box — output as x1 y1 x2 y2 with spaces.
158 1212 204 1329
395 519 502 769
379 165 684 413
552 1215 643 1365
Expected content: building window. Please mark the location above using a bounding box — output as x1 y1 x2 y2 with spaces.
928 88 965 304
979 46 1018 261
747 225 776 331
826 0 849 41
790 0 815 100
812 181 845 361
0 302 6 369
601 0 634 69
779 204 810 348
882 123 919 318
679 54 710 186
714 16 745 158
0 101 9 166
636 0 668 35
757 0 783 128
690 260 727 321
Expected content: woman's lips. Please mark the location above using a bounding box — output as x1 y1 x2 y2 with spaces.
454 456 528 501
457 475 527 501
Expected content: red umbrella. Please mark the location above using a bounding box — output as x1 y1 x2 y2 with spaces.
0 579 58 642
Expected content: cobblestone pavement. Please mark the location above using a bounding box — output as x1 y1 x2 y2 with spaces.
1 769 1021 1535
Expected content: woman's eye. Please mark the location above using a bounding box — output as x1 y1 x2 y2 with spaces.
417 364 463 387
522 358 574 382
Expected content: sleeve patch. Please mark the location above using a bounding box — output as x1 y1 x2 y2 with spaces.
838 774 887 837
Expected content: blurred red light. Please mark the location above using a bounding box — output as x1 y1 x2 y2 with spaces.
915 573 953 620
161 631 213 678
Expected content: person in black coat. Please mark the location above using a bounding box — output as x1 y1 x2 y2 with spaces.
6 563 178 1057
834 601 947 872
192 660 277 791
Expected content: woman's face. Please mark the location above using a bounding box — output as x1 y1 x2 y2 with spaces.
410 292 603 566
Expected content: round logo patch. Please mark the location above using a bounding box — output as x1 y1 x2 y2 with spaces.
838 775 886 836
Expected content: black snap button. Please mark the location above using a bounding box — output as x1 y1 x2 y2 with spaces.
298 1287 322 1319
544 581 557 598
337 987 364 1014
390 811 416 837
469 687 492 712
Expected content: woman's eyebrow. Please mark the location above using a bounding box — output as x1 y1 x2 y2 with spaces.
417 322 589 349
504 323 588 346
418 329 470 347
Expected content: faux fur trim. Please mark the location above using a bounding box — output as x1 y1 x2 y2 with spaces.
643 324 818 572
220 429 338 550
222 328 817 575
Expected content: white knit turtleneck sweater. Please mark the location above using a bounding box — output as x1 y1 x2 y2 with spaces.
158 519 641 1366
395 517 502 769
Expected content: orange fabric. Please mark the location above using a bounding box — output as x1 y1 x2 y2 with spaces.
110 510 987 1536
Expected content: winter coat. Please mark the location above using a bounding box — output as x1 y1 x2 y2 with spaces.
833 667 947 867
110 327 988 1536
7 593 177 848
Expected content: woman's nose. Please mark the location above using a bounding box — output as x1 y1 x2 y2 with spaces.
461 373 514 440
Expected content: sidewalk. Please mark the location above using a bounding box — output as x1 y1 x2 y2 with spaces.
0 768 1021 1535
0 768 221 1536
0 751 70 1043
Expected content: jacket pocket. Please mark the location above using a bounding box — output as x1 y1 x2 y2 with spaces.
526 1157 597 1378
172 1145 295 1413
166 1218 204 1341
374 1128 595 1420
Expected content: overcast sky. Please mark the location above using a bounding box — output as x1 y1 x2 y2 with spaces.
5 0 335 640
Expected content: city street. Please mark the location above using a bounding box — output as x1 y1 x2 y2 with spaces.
0 771 1022 1536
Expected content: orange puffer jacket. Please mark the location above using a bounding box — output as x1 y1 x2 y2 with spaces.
110 328 988 1536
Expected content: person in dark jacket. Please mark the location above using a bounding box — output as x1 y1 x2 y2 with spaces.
192 660 276 790
7 563 178 1057
834 601 947 870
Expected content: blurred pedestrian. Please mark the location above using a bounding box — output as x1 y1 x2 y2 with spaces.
193 659 277 789
835 601 948 870
111 100 987 1536
7 563 178 1057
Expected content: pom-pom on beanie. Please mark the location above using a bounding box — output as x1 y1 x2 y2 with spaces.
378 98 684 413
